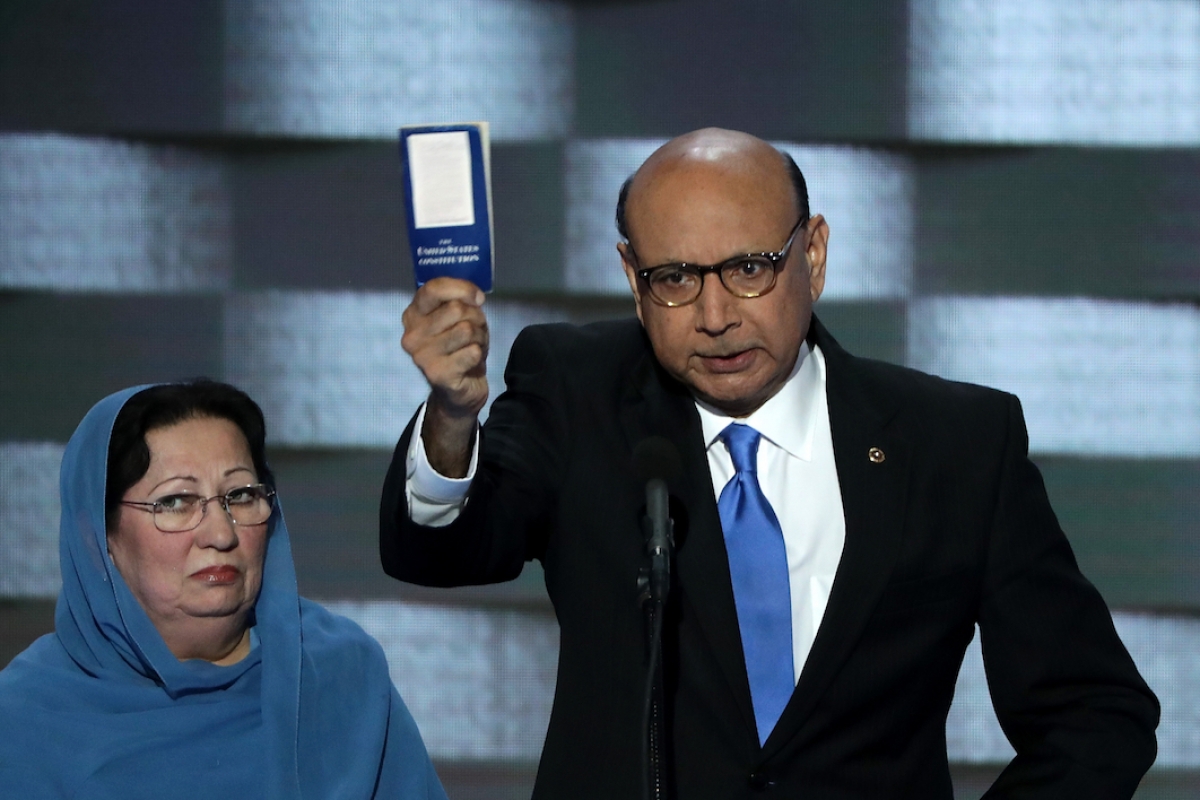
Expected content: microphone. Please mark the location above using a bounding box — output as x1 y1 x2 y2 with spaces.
633 437 682 606
633 438 682 800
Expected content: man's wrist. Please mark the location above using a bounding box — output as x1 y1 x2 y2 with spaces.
421 394 478 478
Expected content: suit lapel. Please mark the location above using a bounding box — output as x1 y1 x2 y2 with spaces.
763 317 913 755
619 341 760 740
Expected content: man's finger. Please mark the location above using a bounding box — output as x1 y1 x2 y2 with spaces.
423 300 487 340
436 316 489 356
402 303 487 356
412 277 485 315
422 344 488 406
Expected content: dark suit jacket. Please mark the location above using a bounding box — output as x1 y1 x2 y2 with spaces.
380 315 1158 799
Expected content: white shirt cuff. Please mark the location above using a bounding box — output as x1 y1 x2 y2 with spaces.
404 402 478 527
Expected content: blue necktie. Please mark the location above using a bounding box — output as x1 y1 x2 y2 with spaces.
717 423 794 746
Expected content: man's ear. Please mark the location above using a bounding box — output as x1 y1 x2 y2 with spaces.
617 242 645 325
805 214 830 303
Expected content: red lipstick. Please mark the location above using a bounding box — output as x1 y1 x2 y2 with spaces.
191 565 240 584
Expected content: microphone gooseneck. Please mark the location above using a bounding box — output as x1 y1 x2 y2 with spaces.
632 437 681 800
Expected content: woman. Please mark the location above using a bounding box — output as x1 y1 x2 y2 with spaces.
0 381 448 799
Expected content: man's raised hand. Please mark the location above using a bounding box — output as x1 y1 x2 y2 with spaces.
401 277 489 476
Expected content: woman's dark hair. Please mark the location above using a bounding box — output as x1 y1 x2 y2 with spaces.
104 379 274 530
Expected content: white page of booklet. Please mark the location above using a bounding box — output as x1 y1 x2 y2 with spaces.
407 131 475 229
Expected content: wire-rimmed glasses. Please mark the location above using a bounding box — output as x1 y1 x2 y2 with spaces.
120 484 276 533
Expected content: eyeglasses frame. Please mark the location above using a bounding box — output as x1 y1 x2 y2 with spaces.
629 215 810 308
119 483 277 533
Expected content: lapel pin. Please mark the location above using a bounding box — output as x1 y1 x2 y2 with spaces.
868 447 885 464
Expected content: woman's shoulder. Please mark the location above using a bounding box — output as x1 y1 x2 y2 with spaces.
0 634 76 699
0 635 97 795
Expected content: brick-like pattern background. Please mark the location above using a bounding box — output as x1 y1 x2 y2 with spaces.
2 1 1198 797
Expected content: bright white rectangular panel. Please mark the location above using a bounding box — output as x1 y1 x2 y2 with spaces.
909 0 1200 145
0 443 64 599
947 612 1200 767
224 292 423 447
224 0 574 141
323 599 556 761
563 139 913 299
906 297 1200 457
563 138 662 295
0 134 231 292
408 131 475 229
1114 612 1200 767
780 145 913 301
224 291 568 447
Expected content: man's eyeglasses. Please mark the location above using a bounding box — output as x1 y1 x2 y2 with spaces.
631 216 808 307
120 484 276 533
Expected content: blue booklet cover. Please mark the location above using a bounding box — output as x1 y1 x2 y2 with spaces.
399 122 494 291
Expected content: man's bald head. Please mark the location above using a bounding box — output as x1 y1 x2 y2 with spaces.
616 128 809 244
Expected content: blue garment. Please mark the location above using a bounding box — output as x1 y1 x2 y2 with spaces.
717 423 794 746
0 386 447 800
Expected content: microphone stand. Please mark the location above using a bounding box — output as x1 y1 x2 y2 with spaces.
637 477 673 800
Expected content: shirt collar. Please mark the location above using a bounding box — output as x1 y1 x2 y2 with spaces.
696 341 826 462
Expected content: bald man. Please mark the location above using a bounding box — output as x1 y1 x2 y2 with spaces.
382 129 1158 799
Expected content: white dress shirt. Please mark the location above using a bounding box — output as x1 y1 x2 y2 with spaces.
405 342 847 682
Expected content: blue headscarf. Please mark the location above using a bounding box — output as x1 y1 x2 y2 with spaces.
0 386 447 800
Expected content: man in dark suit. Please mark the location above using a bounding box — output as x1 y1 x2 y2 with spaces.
382 128 1159 798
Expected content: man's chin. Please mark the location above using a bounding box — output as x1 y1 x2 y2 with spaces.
690 379 772 418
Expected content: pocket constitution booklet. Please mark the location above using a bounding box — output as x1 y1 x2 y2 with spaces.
399 122 494 291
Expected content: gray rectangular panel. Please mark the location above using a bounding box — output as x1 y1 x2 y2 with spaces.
0 134 231 292
0 443 63 598
224 291 570 446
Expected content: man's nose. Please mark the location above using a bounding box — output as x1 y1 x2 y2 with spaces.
693 273 739 335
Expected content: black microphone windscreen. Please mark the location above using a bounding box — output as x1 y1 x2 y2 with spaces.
632 437 683 484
